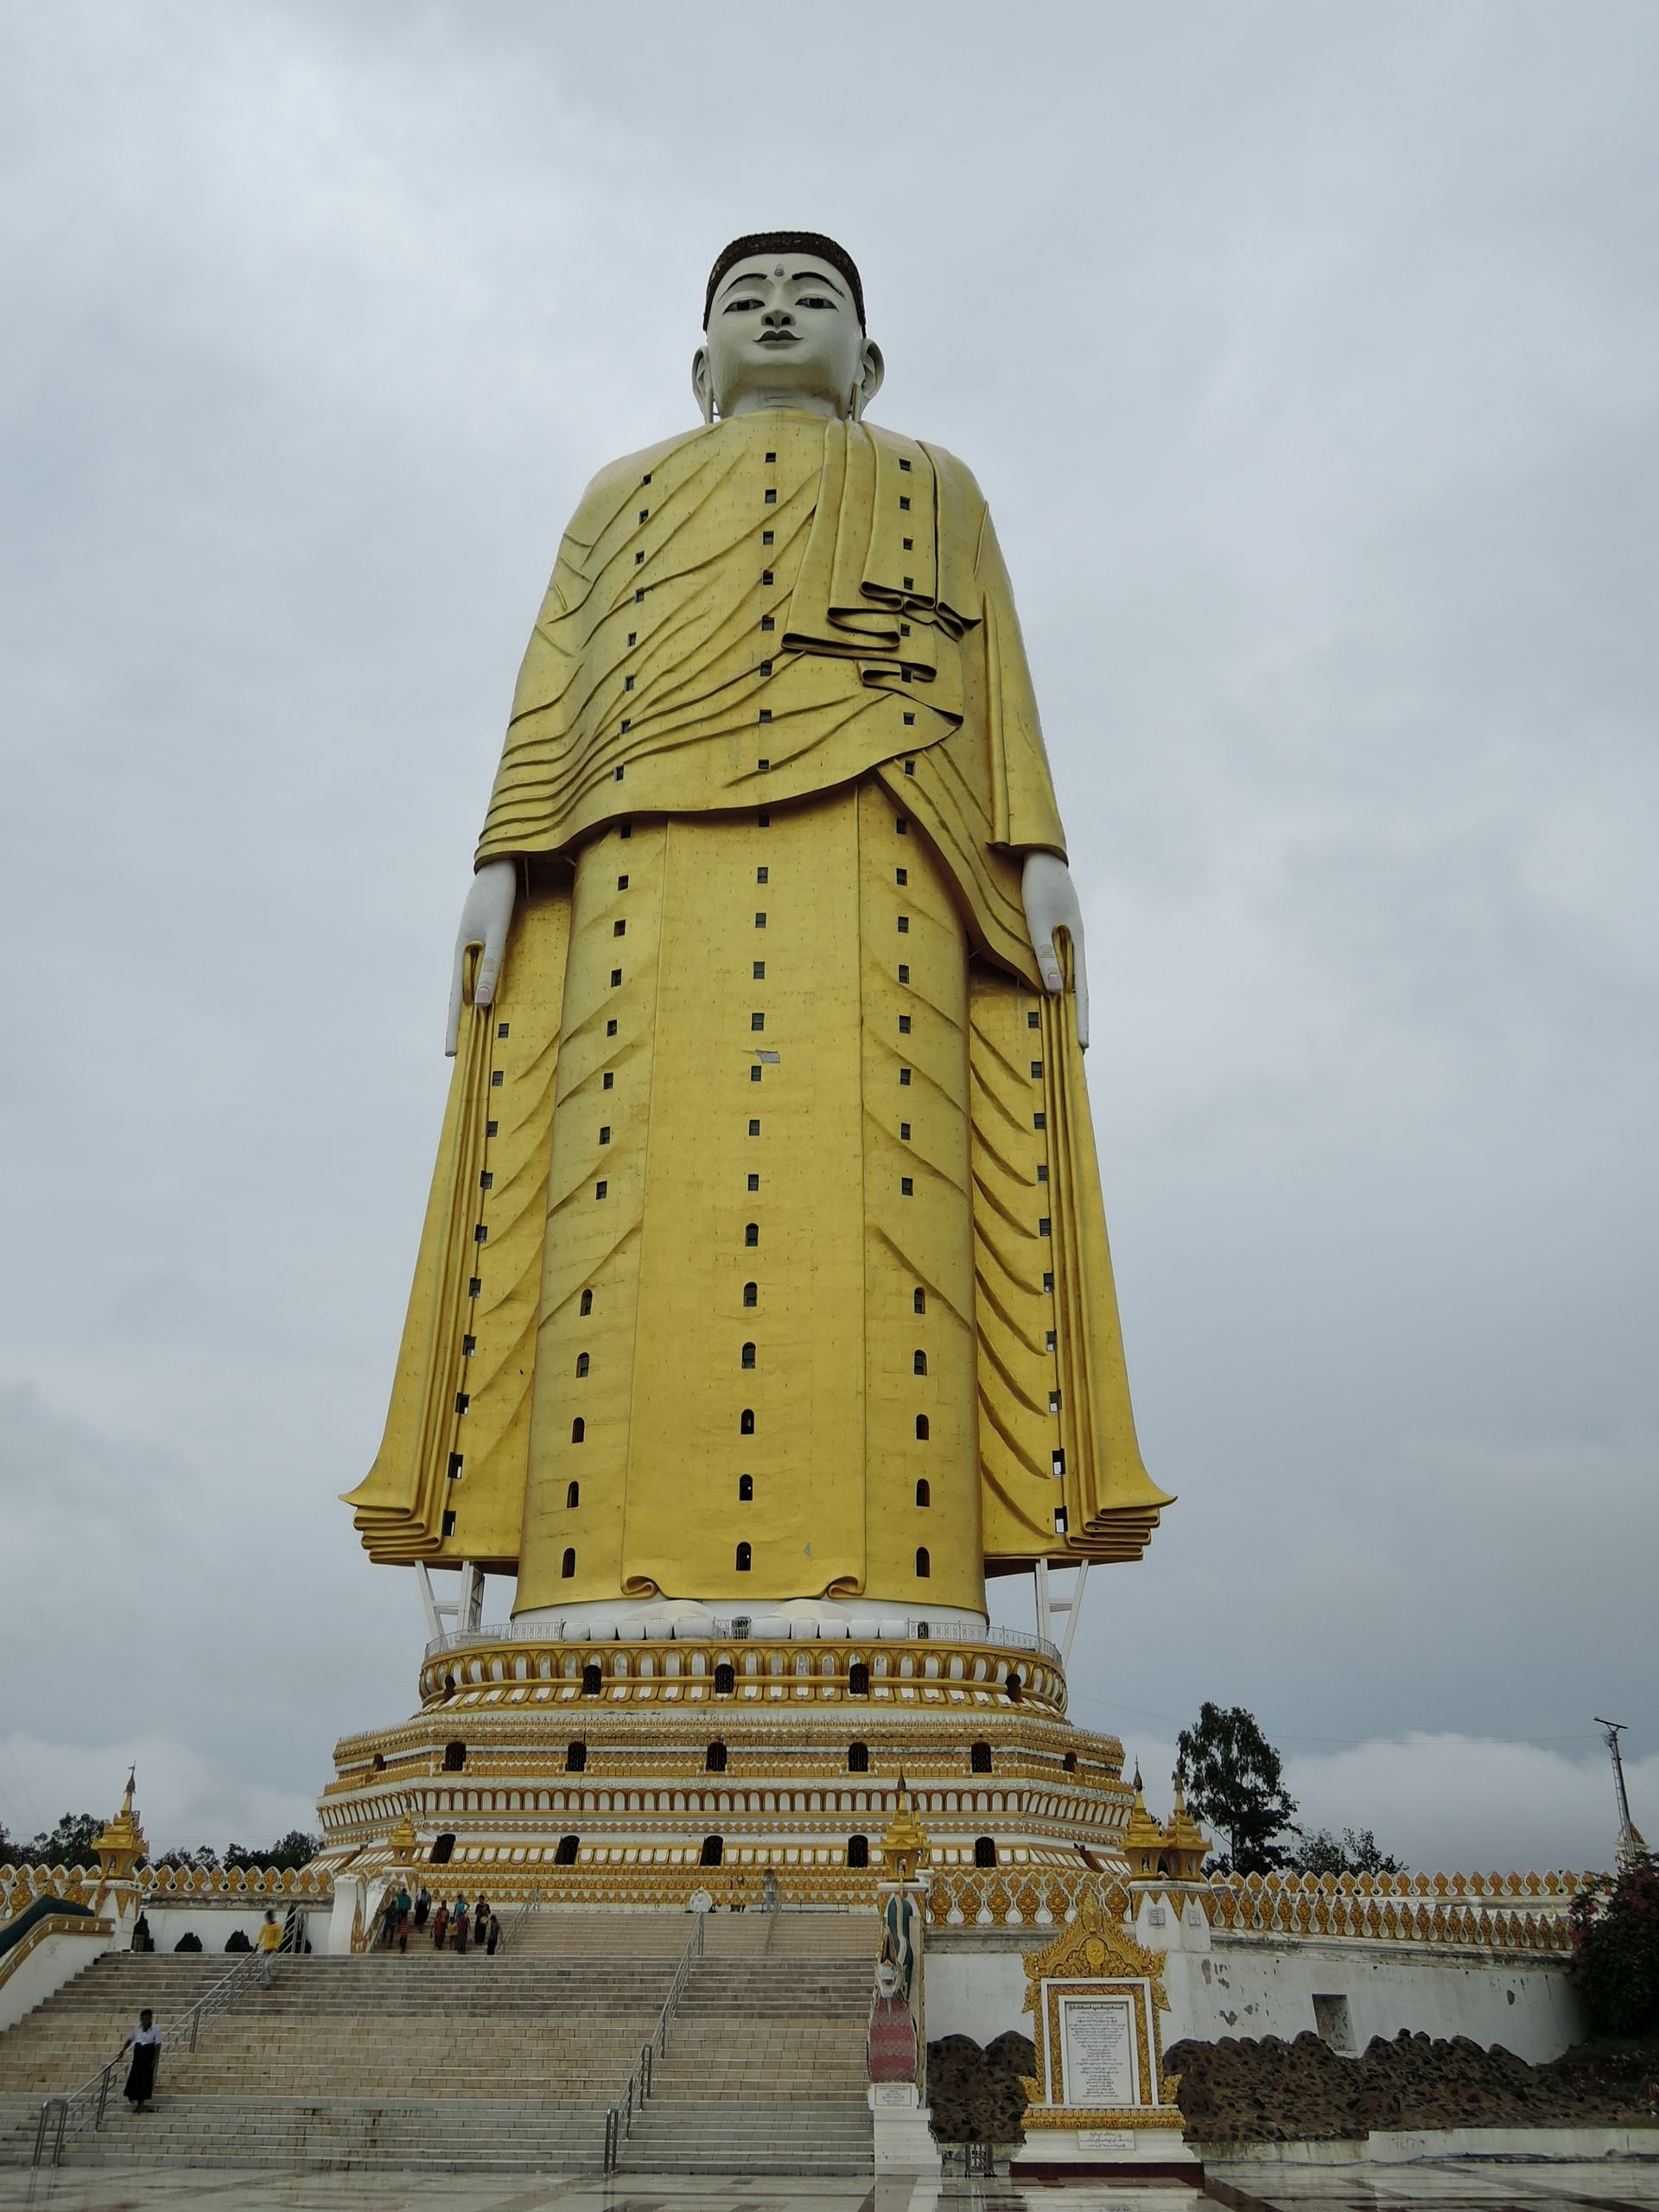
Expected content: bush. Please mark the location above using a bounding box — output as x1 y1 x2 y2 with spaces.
224 1929 252 1952
1569 1853 1659 2037
174 1930 204 1952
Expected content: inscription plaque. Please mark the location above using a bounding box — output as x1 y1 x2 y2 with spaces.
1061 1995 1136 2105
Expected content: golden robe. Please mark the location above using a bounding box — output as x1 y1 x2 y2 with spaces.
345 411 1170 1616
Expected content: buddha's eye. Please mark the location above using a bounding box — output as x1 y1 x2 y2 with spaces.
722 296 763 314
798 295 838 311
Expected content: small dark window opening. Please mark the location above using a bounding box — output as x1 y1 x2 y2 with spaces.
571 1417 586 1444
913 1350 927 1375
581 1662 602 1695
1063 1751 1077 1774
734 1541 753 1571
745 1222 760 1247
575 1352 589 1377
705 1740 728 1772
563 1547 577 1579
580 1288 594 1315
738 1474 753 1501
372 1751 386 1770
849 1662 871 1696
970 1741 993 1774
431 1832 456 1866
913 1287 925 1313
740 1408 755 1435
916 1415 930 1441
565 1741 587 1771
743 1281 758 1307
555 1834 580 1865
566 1481 580 1508
1006 1671 1024 1703
715 1662 736 1694
442 1741 467 1771
741 1341 756 1369
848 1834 870 1868
915 1546 931 1578
916 1478 931 1507
700 1834 724 1866
975 1835 998 1869
848 1741 870 1772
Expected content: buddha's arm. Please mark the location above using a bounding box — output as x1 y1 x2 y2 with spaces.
444 859 516 1058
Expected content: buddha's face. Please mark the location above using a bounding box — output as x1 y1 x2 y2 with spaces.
694 255 883 422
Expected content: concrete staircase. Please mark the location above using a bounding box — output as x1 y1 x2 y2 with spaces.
0 1910 879 2176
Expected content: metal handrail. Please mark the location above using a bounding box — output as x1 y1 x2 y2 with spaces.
494 1885 542 1955
601 1909 705 2173
426 1615 1058 1664
32 1932 285 2165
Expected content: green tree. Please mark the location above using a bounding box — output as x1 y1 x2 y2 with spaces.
1292 1827 1405 1878
223 1831 321 1872
1175 1703 1299 1875
25 1813 103 1869
1569 1852 1659 2037
149 1846 221 1872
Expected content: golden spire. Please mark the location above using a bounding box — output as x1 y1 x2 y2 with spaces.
93 1773 147 1884
1122 1769 1167 1880
880 1774 930 1882
1160 1770 1211 1880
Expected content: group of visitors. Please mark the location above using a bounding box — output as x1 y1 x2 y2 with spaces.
378 1885 499 1955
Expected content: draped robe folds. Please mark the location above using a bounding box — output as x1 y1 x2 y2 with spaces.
344 411 1171 1608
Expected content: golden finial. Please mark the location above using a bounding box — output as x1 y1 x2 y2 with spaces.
92 1775 147 1884
387 1813 420 1866
880 1773 930 1882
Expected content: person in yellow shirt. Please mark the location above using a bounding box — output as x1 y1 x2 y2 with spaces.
255 1908 283 1986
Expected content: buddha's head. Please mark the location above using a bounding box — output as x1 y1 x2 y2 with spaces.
694 231 884 424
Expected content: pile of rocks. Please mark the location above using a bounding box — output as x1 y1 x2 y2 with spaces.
925 2031 1036 2144
1167 2028 1654 2145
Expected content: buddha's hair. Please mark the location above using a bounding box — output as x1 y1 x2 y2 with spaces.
703 232 866 331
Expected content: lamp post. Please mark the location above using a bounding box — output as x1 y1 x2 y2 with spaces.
1594 1719 1648 1869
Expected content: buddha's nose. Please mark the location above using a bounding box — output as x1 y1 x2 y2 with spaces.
761 304 794 328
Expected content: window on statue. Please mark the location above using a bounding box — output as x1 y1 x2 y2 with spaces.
700 1835 724 1867
555 1834 580 1866
740 1409 755 1435
562 1548 577 1580
913 1350 927 1375
849 1662 871 1696
372 1752 386 1771
442 1741 467 1771
915 1546 931 1578
1062 1751 1077 1774
743 1281 758 1308
580 1288 593 1315
974 1835 998 1869
913 1287 925 1313
848 1742 870 1772
734 1541 752 1572
970 1741 993 1774
430 1833 457 1866
847 1834 870 1869
714 1662 736 1694
1006 1671 1024 1704
738 1474 753 1502
571 1417 586 1444
566 1482 580 1509
565 1741 587 1772
706 1741 728 1773
575 1352 589 1377
741 1342 756 1370
745 1222 760 1247
915 1479 931 1507
582 1663 602 1695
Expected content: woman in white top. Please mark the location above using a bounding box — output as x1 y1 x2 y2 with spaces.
119 2009 161 2111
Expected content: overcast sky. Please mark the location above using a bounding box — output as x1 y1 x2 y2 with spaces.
2 1 1655 1871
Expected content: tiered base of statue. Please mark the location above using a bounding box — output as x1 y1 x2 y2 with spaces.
315 1619 1135 1905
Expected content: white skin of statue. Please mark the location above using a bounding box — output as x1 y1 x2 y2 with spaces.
447 258 1089 1054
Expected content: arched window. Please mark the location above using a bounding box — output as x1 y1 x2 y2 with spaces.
915 1546 931 1579
554 1834 580 1865
705 1741 728 1773
562 1547 577 1579
913 1287 925 1313
913 1349 927 1375
566 1481 580 1509
430 1833 456 1866
744 1223 759 1248
740 1409 755 1435
974 1835 997 1869
700 1834 724 1866
372 1752 386 1771
743 1281 758 1308
442 1741 467 1772
575 1351 589 1377
579 1288 593 1316
849 1662 870 1696
714 1662 735 1694
847 1834 870 1868
581 1663 602 1695
734 1541 752 1572
1006 1671 1024 1704
915 1478 931 1507
570 1416 585 1444
741 1342 756 1370
915 1414 929 1441
738 1475 753 1502
565 1741 587 1772
1062 1751 1077 1774
970 1741 993 1774
848 1742 869 1773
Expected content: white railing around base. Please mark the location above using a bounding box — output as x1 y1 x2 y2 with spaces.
425 1615 1058 1666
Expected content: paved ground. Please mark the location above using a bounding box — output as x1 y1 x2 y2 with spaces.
1 2166 1657 2212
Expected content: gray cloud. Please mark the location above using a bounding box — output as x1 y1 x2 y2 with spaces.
1 2 1654 1859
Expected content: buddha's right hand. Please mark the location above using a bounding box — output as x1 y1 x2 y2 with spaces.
445 860 517 1057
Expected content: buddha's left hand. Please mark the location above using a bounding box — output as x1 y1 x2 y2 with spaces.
1021 851 1090 1051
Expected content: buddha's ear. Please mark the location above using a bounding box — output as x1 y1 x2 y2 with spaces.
855 339 886 416
691 347 715 426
